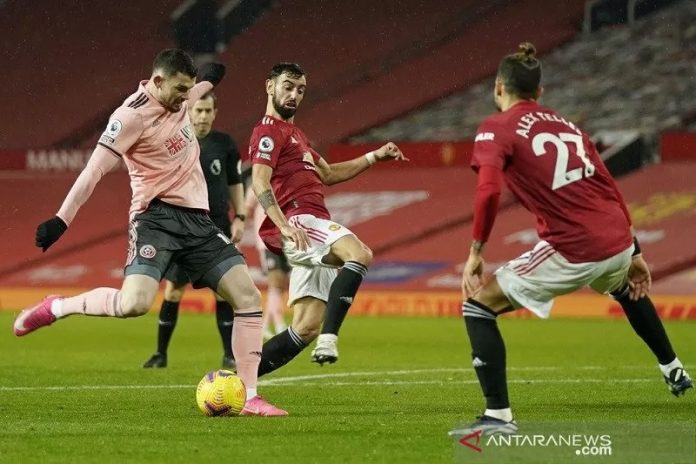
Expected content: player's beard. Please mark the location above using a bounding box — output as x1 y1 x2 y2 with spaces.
273 96 297 120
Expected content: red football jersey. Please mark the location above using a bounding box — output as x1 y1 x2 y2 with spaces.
249 115 330 252
471 100 632 263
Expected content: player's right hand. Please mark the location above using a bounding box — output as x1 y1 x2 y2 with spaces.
280 225 311 252
462 253 485 298
35 216 68 252
627 255 652 300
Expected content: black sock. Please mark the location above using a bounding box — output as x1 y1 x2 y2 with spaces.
463 298 509 410
258 327 307 377
157 300 180 355
215 300 234 358
321 261 367 335
612 287 676 365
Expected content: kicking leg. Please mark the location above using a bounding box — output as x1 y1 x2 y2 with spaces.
15 274 159 336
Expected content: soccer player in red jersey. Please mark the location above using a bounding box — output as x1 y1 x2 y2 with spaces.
451 43 691 436
249 63 407 374
14 49 286 416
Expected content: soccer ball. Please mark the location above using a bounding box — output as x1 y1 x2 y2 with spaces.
195 370 246 416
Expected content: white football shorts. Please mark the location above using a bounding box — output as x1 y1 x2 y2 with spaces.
282 214 355 306
495 240 634 318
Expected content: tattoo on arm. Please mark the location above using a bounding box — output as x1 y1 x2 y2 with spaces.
257 189 277 211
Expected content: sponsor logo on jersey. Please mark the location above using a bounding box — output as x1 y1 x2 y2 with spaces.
139 244 156 259
329 224 342 231
210 159 222 175
475 132 495 142
165 133 187 156
256 152 272 161
259 136 274 152
105 119 122 137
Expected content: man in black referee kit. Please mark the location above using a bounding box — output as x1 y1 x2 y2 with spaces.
143 91 246 369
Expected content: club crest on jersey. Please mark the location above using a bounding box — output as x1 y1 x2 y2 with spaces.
105 119 122 137
259 136 274 152
180 124 194 142
165 133 187 156
139 244 156 259
210 159 222 175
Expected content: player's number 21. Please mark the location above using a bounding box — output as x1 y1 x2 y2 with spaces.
532 132 596 190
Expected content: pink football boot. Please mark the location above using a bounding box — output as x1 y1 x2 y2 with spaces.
13 295 63 336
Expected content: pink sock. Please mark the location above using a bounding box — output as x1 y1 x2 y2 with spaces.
267 287 286 332
232 309 263 392
55 288 124 318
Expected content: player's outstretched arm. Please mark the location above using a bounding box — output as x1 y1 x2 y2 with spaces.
317 142 408 186
188 63 226 102
251 164 310 251
37 146 122 251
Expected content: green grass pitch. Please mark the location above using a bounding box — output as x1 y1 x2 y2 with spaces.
0 311 693 463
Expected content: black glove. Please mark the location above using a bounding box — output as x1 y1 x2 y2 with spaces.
199 63 226 86
35 216 68 251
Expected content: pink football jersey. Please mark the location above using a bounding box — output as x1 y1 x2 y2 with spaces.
98 81 214 218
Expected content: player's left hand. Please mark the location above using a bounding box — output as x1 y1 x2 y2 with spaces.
199 63 226 86
627 255 651 300
230 219 244 244
462 253 485 298
375 142 409 162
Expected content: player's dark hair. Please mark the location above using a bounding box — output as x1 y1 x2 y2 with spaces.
268 62 306 80
200 91 217 108
497 42 541 99
152 49 197 78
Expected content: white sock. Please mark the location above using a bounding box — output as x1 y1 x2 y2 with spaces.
318 333 337 344
50 299 64 318
485 408 513 422
246 388 257 400
659 357 683 377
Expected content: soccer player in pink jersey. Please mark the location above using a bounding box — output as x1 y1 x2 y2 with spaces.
14 49 286 416
249 63 407 375
451 43 691 436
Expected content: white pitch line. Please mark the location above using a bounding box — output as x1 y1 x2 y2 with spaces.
0 366 659 391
